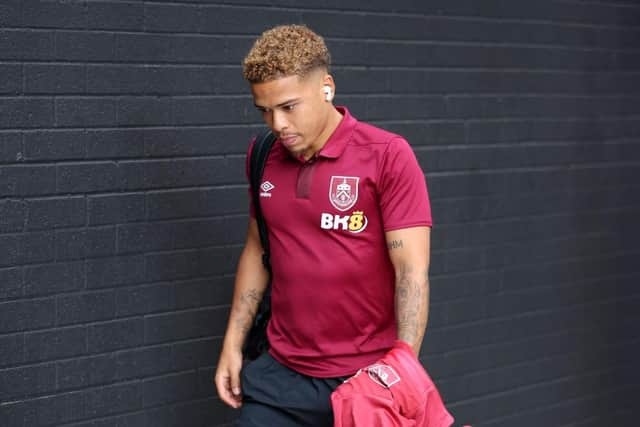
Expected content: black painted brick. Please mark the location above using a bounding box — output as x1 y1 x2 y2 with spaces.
0 199 26 233
87 318 144 353
23 261 85 297
92 413 147 427
116 345 174 380
174 276 234 310
88 1 145 31
57 162 118 193
0 98 54 129
55 31 116 62
0 364 57 401
25 196 85 230
142 371 199 407
117 161 146 191
200 5 300 35
24 130 87 161
57 353 118 390
146 187 248 220
144 306 228 345
88 193 146 226
86 129 145 159
172 97 256 125
0 267 22 300
55 227 116 261
0 132 23 163
0 0 21 27
115 34 176 63
25 326 87 363
85 255 146 290
117 96 172 126
0 333 24 368
0 234 23 268
172 337 219 371
21 231 55 265
84 382 144 418
0 30 56 61
144 3 202 33
0 298 56 333
144 246 240 282
56 290 116 326
0 63 21 95
24 64 86 94
173 35 239 64
114 283 175 317
143 126 254 157
87 65 150 95
22 0 87 29
142 157 246 189
55 98 117 128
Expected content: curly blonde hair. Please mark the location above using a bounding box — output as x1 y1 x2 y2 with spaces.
243 25 331 83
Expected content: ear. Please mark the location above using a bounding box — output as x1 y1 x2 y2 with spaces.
322 74 336 102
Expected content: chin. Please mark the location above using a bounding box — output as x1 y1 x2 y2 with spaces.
285 144 307 158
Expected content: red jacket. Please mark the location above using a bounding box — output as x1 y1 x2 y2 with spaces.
331 341 454 427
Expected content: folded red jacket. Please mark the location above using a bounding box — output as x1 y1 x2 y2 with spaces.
331 340 454 427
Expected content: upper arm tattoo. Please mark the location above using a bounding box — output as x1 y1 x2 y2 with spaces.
387 239 404 250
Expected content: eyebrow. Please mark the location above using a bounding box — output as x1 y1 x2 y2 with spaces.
255 98 302 109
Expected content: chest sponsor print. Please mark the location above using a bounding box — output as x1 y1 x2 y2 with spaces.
320 210 368 234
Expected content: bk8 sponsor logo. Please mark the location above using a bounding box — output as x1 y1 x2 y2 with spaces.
320 211 368 234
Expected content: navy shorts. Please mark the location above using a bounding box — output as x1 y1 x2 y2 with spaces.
237 352 350 427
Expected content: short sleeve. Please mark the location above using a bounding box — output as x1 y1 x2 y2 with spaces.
378 138 432 231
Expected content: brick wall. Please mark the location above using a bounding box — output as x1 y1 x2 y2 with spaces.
1 1 639 426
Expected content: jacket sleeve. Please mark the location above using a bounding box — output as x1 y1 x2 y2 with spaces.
331 341 454 427
331 389 412 427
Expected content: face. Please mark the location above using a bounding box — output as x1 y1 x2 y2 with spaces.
251 71 335 160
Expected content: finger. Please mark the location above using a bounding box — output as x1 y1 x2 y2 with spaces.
215 374 238 408
230 371 242 398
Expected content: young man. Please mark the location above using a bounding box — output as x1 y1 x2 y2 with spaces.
215 25 432 427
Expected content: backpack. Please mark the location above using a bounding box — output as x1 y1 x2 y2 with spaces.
242 129 277 360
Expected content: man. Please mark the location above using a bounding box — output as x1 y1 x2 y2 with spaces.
215 24 432 427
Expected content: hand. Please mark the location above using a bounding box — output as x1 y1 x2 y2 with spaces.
214 348 244 409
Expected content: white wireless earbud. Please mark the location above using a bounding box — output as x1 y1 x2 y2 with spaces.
323 85 333 101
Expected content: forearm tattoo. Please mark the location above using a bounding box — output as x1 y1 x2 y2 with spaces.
234 288 262 333
395 264 429 346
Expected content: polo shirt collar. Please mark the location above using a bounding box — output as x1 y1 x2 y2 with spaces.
316 106 356 159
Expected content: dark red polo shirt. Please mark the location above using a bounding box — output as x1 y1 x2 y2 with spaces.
247 107 432 377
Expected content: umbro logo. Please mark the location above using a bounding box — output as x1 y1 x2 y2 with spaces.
260 181 274 198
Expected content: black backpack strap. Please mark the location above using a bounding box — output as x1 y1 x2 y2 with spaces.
249 129 276 272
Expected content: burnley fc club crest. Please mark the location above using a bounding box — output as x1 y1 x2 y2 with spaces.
329 176 359 211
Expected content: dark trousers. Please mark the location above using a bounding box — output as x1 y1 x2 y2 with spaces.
237 352 349 427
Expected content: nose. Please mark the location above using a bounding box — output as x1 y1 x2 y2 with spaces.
271 110 288 134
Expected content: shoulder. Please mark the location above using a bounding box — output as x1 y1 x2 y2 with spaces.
349 121 412 155
351 121 402 145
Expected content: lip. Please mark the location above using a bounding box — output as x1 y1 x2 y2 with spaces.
280 135 298 146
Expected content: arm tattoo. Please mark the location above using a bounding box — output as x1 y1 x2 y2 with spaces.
387 239 404 250
395 264 428 347
234 288 262 333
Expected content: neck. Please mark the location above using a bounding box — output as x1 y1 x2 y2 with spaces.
302 107 343 161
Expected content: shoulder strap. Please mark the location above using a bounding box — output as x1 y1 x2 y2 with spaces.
249 129 277 273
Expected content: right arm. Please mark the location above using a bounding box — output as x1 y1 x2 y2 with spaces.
214 218 270 408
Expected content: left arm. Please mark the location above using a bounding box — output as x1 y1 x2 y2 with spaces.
386 226 431 355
